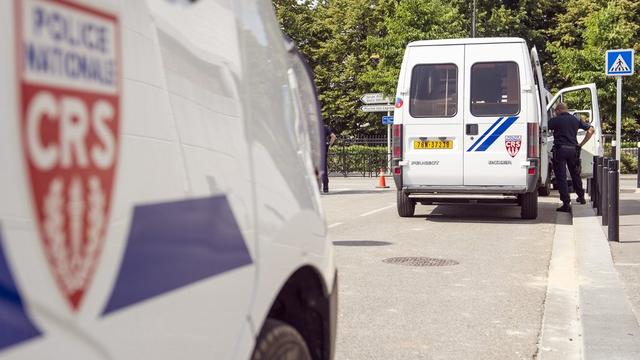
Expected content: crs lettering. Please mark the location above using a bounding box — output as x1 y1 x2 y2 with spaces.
27 92 115 171
17 0 121 310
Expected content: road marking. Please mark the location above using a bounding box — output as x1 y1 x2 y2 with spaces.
328 222 343 228
359 204 395 217
615 263 640 266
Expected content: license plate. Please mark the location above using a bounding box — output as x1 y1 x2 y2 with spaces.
413 140 453 149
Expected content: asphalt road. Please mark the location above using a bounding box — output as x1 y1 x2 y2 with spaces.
323 177 559 360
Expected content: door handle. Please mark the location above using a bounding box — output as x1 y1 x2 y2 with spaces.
466 124 478 135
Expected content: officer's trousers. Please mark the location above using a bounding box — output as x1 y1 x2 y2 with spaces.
553 145 585 205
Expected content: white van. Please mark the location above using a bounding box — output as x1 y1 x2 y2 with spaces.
391 38 601 219
0 1 335 359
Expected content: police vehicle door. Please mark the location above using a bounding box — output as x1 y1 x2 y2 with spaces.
531 47 551 187
547 84 602 177
463 43 527 186
403 45 464 186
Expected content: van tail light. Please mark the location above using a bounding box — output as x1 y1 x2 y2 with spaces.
392 124 402 159
527 122 539 158
392 124 403 186
528 167 536 175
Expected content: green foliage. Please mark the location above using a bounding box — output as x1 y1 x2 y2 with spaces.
547 0 640 137
272 0 640 139
620 151 638 174
362 0 467 97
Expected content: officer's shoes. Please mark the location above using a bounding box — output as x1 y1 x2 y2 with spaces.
556 204 572 213
576 196 586 204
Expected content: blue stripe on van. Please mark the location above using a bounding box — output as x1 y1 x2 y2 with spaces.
102 195 253 315
0 226 42 351
474 116 519 152
466 117 503 152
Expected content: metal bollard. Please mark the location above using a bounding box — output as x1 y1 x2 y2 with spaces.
608 160 619 242
602 158 610 225
596 157 604 215
593 156 600 208
637 143 640 189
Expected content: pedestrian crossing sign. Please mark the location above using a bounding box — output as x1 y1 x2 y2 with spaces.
606 49 634 76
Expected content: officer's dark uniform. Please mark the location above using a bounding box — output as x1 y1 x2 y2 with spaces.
548 112 591 207
322 125 335 193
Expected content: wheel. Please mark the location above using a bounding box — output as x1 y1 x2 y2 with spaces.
251 319 311 360
397 190 415 217
520 190 538 220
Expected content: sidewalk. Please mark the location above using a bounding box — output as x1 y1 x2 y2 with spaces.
609 174 640 337
539 174 640 359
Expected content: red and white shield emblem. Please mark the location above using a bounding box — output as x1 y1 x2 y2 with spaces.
505 135 522 157
17 0 120 310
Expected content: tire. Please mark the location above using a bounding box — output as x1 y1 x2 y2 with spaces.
397 190 415 217
520 190 538 220
251 319 311 360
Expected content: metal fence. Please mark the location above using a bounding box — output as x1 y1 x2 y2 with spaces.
327 135 638 177
328 135 390 177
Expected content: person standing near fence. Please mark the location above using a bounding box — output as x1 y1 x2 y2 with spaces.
549 102 595 212
322 124 337 193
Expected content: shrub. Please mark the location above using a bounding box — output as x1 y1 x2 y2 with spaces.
620 152 638 174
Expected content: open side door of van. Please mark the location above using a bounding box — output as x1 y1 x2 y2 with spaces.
530 47 552 195
547 83 602 177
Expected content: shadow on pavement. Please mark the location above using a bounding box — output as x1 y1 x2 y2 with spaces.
419 202 557 225
332 240 393 246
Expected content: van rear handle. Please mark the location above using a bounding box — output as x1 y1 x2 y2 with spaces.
466 124 478 135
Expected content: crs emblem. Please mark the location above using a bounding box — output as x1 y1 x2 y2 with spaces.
505 135 522 157
17 0 120 310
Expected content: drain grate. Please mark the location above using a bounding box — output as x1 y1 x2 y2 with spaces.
382 257 459 267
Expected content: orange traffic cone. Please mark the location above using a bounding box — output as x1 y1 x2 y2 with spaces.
376 168 389 188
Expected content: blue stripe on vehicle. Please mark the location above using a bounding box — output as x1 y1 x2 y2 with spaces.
475 116 519 152
466 117 504 152
102 195 253 315
0 226 42 351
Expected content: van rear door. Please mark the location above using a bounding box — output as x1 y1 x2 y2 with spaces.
463 43 527 186
531 47 551 189
547 84 602 177
402 45 464 186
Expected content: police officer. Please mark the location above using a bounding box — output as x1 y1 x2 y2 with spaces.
548 103 594 212
322 124 337 193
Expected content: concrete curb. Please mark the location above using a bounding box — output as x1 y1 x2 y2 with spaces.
573 204 640 359
538 212 581 359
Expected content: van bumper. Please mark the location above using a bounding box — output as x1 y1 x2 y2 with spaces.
525 158 539 193
403 185 529 195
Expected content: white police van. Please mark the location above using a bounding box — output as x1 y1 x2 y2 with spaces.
392 37 601 219
0 1 336 359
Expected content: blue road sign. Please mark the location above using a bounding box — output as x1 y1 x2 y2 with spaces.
382 115 394 125
606 49 634 76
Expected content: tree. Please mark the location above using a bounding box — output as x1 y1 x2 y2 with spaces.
547 0 640 139
362 0 467 101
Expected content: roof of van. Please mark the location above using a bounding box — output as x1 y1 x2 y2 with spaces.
408 37 526 47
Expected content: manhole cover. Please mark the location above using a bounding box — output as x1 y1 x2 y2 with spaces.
382 257 459 267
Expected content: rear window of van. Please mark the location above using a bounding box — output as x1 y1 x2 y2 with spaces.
409 64 457 118
470 62 520 116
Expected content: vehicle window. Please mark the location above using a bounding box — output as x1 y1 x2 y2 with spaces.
409 64 457 118
470 62 520 116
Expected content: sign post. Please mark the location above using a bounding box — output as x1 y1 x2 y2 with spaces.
605 49 635 161
360 93 394 174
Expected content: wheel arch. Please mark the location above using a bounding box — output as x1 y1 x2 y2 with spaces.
257 265 336 360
